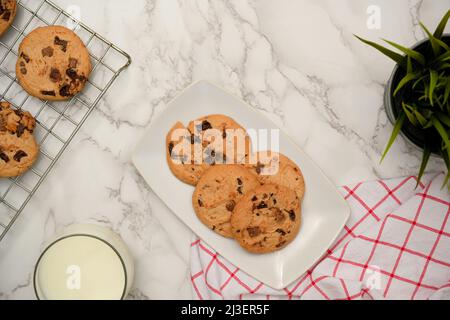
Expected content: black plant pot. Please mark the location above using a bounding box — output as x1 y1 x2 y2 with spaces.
384 34 450 157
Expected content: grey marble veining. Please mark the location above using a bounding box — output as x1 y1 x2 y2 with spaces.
0 0 448 299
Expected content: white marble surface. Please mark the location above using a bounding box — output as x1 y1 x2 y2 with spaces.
0 0 449 300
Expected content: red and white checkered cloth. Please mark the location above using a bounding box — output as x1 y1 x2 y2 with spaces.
190 173 450 300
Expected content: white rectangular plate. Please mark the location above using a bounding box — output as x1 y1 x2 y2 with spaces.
132 81 350 289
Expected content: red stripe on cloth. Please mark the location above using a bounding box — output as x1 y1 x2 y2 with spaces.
359 235 450 268
191 271 204 300
358 213 390 281
383 182 432 297
388 214 450 238
411 205 450 299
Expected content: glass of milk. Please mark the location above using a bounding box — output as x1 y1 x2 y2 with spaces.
33 224 134 300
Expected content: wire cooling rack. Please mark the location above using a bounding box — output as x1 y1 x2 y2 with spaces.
0 0 131 242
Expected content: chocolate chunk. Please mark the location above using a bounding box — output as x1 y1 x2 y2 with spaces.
255 162 264 175
272 208 285 222
59 84 71 97
2 11 10 21
276 229 286 236
41 46 54 57
247 227 261 238
50 68 62 82
69 58 78 68
251 195 258 202
201 120 212 131
237 178 243 186
0 152 9 163
20 67 27 74
276 241 287 248
256 202 268 209
13 150 27 162
198 199 203 207
168 142 174 156
41 90 56 96
66 68 78 80
54 36 68 52
288 210 296 221
16 124 25 137
225 200 235 212
20 52 30 63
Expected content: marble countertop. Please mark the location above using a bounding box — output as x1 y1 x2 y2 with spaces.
0 0 448 300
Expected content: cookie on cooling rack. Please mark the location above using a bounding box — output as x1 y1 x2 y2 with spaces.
0 0 17 37
16 25 92 101
0 101 39 177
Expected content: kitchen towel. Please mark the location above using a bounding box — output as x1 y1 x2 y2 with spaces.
190 173 450 300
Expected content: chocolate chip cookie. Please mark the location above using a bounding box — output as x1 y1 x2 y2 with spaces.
0 0 16 37
193 165 260 238
231 184 301 253
166 114 251 186
16 25 92 101
247 152 305 200
0 101 39 177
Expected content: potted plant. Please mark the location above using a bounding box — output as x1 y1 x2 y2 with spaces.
355 10 450 187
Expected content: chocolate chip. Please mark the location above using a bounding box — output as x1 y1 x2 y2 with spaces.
168 142 174 155
54 36 68 52
13 150 27 162
66 68 78 80
2 11 10 21
201 120 212 131
272 208 285 222
20 52 30 63
237 186 243 194
19 61 25 67
247 227 261 238
276 229 286 236
251 196 258 202
0 152 9 163
222 130 227 139
198 199 203 207
20 67 27 75
41 90 56 96
41 46 54 57
289 210 296 221
276 241 287 248
59 84 71 97
255 162 264 175
16 124 25 138
190 134 195 144
50 68 62 82
237 178 243 186
225 200 235 212
69 58 78 68
256 202 268 209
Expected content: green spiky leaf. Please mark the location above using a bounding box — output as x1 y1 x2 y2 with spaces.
416 144 431 188
383 39 426 65
429 70 439 105
381 112 406 162
420 21 441 56
394 72 420 96
434 9 450 39
354 35 404 64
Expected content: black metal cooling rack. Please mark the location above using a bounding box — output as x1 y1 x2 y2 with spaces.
0 0 131 242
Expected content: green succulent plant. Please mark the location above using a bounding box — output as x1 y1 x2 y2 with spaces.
356 10 450 188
